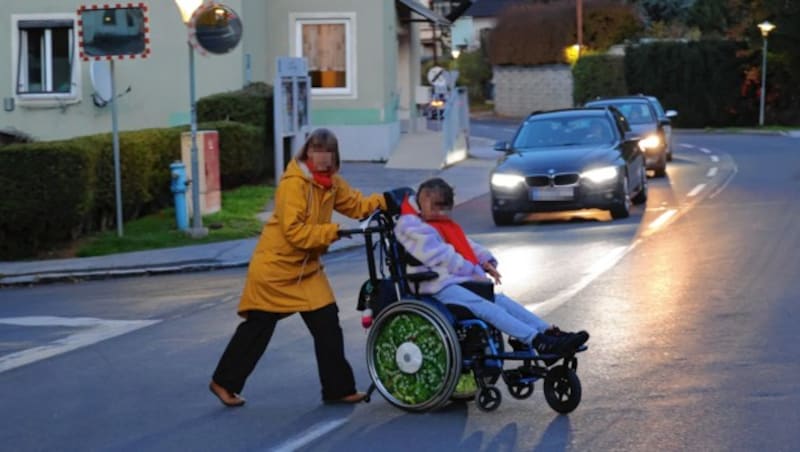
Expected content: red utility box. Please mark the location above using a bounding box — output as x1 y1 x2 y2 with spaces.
181 130 221 215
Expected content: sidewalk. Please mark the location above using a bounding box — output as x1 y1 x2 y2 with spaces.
0 136 499 286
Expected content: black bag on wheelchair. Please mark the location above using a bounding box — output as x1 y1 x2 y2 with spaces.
357 279 398 316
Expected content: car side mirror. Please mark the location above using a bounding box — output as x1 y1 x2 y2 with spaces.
666 110 678 118
493 141 511 152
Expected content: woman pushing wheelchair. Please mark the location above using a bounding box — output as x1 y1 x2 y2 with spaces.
209 128 388 407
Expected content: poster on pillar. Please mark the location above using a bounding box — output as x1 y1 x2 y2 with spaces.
181 130 221 215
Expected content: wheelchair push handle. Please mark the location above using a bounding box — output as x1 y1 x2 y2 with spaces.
337 225 386 239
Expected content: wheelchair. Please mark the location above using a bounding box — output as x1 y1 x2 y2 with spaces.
340 190 587 414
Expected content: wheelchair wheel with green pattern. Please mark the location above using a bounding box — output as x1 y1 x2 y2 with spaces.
366 299 462 412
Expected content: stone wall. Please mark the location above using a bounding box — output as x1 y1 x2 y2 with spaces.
493 64 574 117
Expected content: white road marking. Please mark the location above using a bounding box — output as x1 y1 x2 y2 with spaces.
502 127 517 133
0 316 160 373
530 245 633 317
699 147 711 154
687 184 706 197
648 209 678 230
680 143 694 148
711 155 719 163
710 161 739 199
707 167 718 177
268 419 348 452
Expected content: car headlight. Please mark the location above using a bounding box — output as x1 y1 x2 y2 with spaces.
581 166 618 184
491 173 525 189
639 134 662 150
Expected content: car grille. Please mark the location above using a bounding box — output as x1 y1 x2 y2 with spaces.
525 173 580 187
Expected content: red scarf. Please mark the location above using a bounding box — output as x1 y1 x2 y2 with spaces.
400 196 479 264
304 159 333 189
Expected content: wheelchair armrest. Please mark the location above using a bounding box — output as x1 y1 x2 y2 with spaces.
406 271 439 283
459 280 495 301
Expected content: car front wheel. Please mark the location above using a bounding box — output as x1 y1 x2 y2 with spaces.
492 211 515 226
609 175 631 220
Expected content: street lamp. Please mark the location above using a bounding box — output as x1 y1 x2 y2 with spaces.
174 0 208 237
757 20 776 127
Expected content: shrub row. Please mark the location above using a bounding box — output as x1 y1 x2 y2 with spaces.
198 82 275 182
0 121 263 259
572 54 628 106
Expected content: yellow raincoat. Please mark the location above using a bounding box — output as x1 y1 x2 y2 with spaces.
238 159 387 314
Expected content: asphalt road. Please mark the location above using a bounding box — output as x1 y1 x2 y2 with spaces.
1 128 799 451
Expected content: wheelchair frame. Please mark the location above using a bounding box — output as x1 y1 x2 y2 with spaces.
342 207 586 414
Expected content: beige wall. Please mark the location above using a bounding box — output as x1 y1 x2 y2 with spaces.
242 0 394 114
1 0 244 141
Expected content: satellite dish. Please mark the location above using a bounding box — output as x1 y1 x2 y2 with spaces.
90 60 113 106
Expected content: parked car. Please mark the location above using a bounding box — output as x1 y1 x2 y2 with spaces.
585 97 668 177
490 107 648 226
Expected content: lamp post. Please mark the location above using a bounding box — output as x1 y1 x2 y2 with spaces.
757 20 776 127
174 0 207 237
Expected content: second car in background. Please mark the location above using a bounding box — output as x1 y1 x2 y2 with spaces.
585 96 672 177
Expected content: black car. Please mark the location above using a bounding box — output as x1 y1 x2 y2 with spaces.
490 107 648 226
585 97 668 177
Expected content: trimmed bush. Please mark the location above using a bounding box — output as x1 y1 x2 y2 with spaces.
0 121 263 259
0 141 98 259
489 0 641 66
573 54 628 105
625 40 744 127
198 82 275 182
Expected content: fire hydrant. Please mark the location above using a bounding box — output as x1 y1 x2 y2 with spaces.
170 161 189 231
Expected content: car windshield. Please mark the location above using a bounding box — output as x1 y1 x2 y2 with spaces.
512 116 615 149
588 102 654 125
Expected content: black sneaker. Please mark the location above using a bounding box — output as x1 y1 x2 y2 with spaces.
531 333 567 355
508 337 531 351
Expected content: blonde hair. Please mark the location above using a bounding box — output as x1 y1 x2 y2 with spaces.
296 128 341 170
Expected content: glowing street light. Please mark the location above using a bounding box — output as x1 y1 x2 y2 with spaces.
757 20 776 127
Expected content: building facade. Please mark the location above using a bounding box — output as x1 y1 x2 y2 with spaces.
1 0 446 161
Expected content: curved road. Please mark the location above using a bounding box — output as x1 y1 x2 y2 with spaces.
1 127 798 451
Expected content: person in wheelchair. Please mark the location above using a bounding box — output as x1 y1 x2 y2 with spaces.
394 177 589 356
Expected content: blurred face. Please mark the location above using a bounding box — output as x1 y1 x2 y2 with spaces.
418 188 453 221
307 144 334 173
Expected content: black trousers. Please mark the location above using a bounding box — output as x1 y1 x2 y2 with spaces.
211 303 357 401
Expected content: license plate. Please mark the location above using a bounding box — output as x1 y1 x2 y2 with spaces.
530 186 574 201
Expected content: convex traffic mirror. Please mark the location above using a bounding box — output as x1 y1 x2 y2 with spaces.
191 3 242 55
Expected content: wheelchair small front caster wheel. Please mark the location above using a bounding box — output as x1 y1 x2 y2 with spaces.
508 382 534 400
476 386 502 412
543 365 581 414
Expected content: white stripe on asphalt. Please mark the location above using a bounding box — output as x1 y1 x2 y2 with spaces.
648 209 677 230
707 167 718 177
687 184 706 197
680 144 694 148
269 419 348 452
711 155 719 163
530 245 632 317
699 147 711 154
0 316 160 373
502 128 517 133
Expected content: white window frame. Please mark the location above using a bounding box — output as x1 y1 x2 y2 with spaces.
10 13 82 107
291 12 357 99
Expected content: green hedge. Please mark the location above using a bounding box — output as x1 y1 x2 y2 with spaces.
573 54 628 106
624 40 744 127
0 121 263 259
0 141 98 258
198 82 275 182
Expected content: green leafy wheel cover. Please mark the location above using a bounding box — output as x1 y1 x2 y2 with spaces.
366 300 461 412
